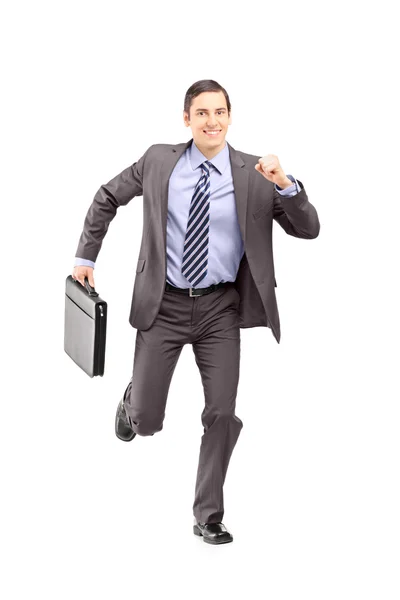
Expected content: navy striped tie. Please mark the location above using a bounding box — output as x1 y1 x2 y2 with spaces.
181 160 212 288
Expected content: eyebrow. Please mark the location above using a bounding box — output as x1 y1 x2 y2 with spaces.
195 108 226 112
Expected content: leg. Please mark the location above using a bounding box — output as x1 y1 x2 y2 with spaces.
124 323 184 437
191 285 243 524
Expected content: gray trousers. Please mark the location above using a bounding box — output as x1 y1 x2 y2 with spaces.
123 281 243 524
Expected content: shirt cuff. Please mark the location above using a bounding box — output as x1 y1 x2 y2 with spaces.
74 257 95 268
275 174 300 196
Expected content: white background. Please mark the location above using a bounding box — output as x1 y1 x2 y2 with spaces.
1 0 399 598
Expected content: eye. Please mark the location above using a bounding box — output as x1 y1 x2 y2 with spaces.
198 111 224 116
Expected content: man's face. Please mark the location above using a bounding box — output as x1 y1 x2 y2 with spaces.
183 91 232 155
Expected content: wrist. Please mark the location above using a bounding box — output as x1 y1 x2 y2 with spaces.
278 177 294 190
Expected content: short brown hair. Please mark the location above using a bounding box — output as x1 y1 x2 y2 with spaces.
184 79 231 118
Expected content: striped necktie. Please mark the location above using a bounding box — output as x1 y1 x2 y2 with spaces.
181 160 212 288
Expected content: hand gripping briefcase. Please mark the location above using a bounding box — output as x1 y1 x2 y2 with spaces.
64 275 107 377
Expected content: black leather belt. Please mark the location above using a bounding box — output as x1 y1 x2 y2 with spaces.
165 281 230 297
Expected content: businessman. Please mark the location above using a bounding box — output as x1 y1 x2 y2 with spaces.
72 79 320 545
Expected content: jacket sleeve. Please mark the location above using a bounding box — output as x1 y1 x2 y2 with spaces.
273 179 320 239
75 146 151 262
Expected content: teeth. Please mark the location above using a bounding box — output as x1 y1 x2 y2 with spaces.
205 131 220 135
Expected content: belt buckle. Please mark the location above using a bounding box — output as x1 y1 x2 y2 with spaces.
189 287 202 297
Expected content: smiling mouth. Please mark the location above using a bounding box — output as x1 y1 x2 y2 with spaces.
203 130 222 136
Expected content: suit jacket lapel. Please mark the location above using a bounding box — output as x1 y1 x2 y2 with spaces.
159 140 191 245
227 141 248 246
159 138 249 247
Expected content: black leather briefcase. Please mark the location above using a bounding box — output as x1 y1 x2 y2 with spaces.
64 275 107 377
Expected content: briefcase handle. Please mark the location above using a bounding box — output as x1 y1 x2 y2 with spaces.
84 277 99 297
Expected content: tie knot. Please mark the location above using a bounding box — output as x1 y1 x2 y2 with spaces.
202 160 212 173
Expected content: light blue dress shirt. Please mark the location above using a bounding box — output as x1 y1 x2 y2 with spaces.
75 141 300 287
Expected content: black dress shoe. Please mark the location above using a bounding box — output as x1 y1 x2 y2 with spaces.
115 398 136 442
193 520 233 544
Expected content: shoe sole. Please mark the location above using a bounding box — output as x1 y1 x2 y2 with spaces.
193 524 233 544
115 430 136 442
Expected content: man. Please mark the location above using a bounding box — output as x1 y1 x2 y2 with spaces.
72 79 320 545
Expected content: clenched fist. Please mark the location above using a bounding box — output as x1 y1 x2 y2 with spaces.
255 154 292 189
72 265 95 289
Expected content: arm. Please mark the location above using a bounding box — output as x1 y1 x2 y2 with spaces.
273 176 320 239
75 146 151 262
274 174 300 196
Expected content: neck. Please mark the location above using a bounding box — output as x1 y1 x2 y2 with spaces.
194 139 226 160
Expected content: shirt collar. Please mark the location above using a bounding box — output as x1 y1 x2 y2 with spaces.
189 139 229 175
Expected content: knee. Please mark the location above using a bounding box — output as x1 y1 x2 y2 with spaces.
202 410 243 430
127 409 165 437
134 419 164 436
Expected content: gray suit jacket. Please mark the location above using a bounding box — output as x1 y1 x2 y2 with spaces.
75 138 320 343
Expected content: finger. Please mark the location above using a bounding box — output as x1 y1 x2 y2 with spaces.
259 157 274 165
262 164 275 175
255 164 270 178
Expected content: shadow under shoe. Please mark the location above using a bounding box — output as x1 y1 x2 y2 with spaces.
115 398 136 442
193 520 233 544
